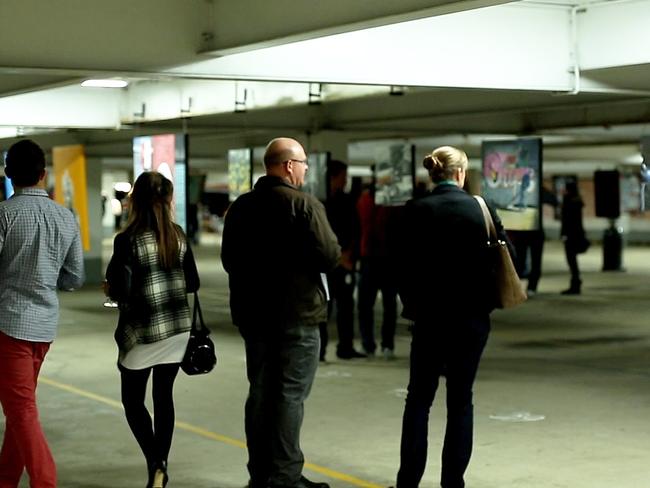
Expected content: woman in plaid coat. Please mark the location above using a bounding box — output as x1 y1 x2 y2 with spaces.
106 171 199 488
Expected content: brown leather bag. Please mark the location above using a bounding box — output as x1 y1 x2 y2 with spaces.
474 196 527 309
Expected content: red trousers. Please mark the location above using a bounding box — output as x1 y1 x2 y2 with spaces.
0 331 56 488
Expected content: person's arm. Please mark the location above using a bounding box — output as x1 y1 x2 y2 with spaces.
57 230 85 291
105 233 131 301
184 243 200 293
395 200 418 320
220 202 239 275
308 198 341 273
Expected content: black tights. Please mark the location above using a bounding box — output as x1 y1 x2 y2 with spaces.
120 363 180 469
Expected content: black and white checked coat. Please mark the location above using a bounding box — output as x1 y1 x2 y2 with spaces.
106 228 199 355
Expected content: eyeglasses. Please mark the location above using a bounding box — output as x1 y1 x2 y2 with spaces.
289 158 308 166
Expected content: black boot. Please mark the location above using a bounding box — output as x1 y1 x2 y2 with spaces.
561 279 581 295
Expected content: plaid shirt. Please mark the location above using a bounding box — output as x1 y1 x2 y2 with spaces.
0 188 85 342
107 229 199 354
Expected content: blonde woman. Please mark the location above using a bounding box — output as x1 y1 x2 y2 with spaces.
395 146 511 488
106 172 199 488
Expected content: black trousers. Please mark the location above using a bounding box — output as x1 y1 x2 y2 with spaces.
357 257 398 353
512 231 544 292
329 266 357 354
120 363 180 469
563 241 581 284
396 315 489 488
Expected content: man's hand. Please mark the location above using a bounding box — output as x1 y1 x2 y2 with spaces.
340 250 355 271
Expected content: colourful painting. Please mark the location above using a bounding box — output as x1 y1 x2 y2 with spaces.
482 138 542 230
374 144 414 206
227 148 252 202
133 134 188 231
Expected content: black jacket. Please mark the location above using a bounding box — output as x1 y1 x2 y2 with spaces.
221 176 341 329
397 184 510 322
325 189 359 258
560 195 585 242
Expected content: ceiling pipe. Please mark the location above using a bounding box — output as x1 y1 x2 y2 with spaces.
567 5 582 96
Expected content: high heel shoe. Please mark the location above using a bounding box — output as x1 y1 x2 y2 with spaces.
151 468 167 488
147 460 168 488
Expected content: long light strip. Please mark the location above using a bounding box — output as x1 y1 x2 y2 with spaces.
81 79 128 88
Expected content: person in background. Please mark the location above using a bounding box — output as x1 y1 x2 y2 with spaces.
324 159 364 360
0 139 84 488
560 180 586 295
356 182 400 360
394 146 511 488
106 171 199 488
508 229 543 296
221 138 340 488
509 186 558 296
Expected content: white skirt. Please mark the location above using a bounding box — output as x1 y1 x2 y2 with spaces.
119 331 190 370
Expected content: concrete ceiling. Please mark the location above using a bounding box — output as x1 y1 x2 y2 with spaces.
1 0 650 169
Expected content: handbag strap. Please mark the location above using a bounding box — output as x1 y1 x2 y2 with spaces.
192 292 207 333
473 195 498 243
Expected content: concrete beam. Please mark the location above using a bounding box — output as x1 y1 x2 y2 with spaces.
169 4 574 91
0 86 122 128
0 0 508 74
203 0 511 55
578 0 650 71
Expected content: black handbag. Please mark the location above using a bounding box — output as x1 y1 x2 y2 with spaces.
181 292 217 375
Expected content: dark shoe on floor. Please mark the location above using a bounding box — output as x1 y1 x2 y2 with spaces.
299 475 330 488
561 288 581 295
336 349 367 359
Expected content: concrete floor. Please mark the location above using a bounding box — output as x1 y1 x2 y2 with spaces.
5 238 650 488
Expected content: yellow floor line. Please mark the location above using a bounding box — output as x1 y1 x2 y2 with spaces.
40 376 383 488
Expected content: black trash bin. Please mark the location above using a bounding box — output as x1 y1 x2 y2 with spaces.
602 220 624 271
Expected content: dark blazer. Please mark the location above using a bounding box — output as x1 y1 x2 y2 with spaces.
397 184 510 323
221 176 341 329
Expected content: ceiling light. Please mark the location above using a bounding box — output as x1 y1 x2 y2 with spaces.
81 79 128 88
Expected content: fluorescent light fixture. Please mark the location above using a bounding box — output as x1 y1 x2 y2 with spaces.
0 127 18 138
81 79 128 88
621 153 643 165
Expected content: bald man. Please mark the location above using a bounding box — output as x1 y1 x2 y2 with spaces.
222 138 340 488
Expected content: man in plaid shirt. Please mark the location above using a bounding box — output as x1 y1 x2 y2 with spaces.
0 140 84 488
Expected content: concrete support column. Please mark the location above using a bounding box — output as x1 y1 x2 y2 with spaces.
84 157 104 284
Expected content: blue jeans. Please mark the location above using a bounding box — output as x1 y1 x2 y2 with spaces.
241 325 320 488
396 315 489 488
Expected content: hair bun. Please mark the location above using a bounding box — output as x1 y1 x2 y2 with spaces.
423 155 432 170
423 154 442 170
